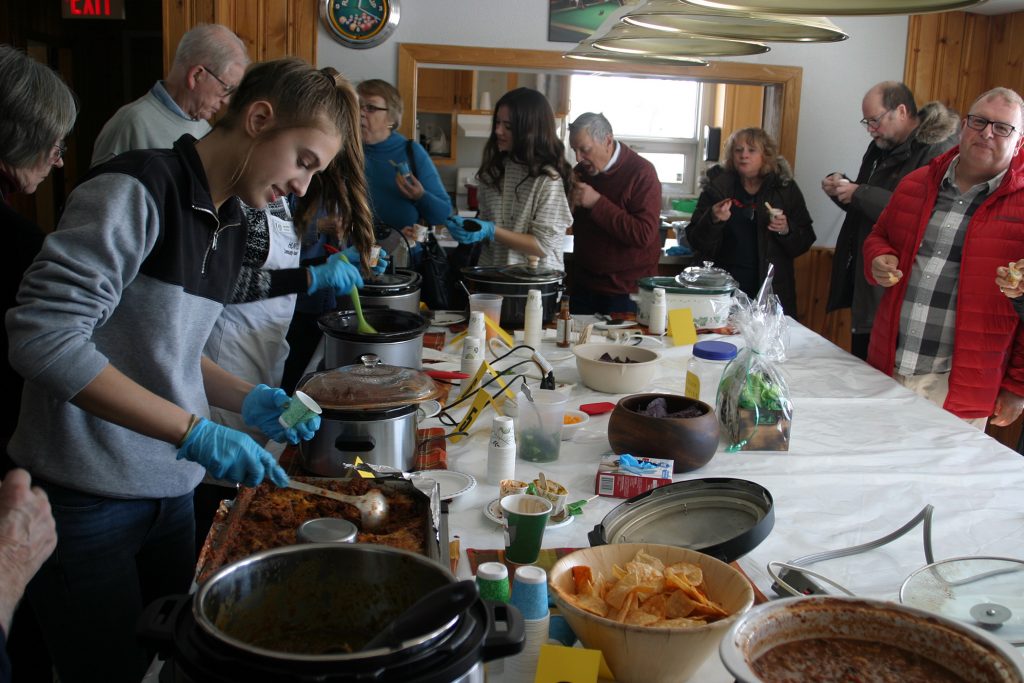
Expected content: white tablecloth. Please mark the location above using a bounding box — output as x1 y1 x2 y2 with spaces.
427 318 1024 681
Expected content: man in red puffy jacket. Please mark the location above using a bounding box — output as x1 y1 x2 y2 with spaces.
864 87 1024 428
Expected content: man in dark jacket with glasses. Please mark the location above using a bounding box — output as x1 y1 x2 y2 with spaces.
823 81 959 360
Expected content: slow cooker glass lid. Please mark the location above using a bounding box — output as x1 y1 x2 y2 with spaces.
676 260 738 291
298 355 441 411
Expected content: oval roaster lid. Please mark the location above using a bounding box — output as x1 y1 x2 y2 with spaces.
589 478 774 563
900 557 1024 645
297 355 442 411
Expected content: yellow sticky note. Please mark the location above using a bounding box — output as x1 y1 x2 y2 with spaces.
668 307 697 346
534 644 603 683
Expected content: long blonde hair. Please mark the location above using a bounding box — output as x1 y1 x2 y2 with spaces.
217 59 375 267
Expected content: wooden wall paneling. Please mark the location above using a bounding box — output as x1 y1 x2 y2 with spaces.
794 247 851 352
954 13 991 115
986 13 1024 98
162 0 317 73
904 12 971 111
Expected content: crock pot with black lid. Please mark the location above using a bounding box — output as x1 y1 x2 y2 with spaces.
342 268 422 315
461 264 564 328
588 478 774 563
319 308 430 369
297 355 443 475
138 544 525 683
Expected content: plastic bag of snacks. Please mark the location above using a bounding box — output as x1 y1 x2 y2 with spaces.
717 265 793 451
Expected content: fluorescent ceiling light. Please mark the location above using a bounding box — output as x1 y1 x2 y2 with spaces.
564 43 709 67
588 24 769 57
681 0 986 16
622 1 848 42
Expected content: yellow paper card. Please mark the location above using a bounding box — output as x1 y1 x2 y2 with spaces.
668 307 697 346
534 644 603 683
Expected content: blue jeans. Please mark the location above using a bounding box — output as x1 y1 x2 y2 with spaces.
25 480 195 683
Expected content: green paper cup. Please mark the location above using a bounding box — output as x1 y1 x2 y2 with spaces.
278 390 321 429
500 493 552 564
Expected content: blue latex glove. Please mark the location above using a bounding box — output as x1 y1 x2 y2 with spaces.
242 384 320 444
446 216 495 244
307 253 364 295
342 245 388 275
177 418 290 487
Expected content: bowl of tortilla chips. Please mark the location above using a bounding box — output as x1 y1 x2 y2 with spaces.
549 543 754 683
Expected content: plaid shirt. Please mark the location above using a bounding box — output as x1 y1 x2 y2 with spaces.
896 158 1008 376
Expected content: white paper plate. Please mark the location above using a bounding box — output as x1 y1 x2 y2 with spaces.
431 310 466 326
410 470 476 500
484 498 575 529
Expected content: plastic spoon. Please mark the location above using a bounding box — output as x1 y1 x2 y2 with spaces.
362 580 479 651
338 253 377 334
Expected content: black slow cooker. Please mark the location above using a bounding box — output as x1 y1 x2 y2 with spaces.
461 265 563 329
138 545 524 682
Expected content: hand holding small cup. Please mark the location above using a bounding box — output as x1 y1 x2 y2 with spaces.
765 202 789 235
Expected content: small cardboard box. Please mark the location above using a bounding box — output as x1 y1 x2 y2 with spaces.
594 454 673 498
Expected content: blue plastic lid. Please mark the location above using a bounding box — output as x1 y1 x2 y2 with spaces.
693 340 738 361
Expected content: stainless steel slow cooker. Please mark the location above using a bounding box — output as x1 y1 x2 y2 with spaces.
138 544 525 682
319 308 430 369
297 355 444 474
342 268 422 315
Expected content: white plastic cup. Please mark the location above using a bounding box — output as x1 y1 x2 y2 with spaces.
514 389 568 463
469 293 503 340
278 390 322 428
412 224 429 242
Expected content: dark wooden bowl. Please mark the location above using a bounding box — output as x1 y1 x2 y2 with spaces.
607 393 720 474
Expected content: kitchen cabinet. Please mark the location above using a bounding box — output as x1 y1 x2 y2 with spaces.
417 68 475 111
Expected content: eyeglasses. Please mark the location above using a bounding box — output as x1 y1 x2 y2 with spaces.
965 114 1018 138
359 103 388 114
860 109 893 129
202 65 236 96
50 141 67 163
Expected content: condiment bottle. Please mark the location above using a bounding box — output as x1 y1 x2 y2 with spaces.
685 340 738 408
648 287 667 335
523 289 542 351
556 296 572 348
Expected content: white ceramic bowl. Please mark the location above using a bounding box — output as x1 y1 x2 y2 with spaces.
720 595 1024 683
549 543 754 683
573 343 662 394
561 409 589 440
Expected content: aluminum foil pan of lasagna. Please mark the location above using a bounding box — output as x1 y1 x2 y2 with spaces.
196 474 446 584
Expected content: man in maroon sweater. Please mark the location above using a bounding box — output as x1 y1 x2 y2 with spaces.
568 112 662 314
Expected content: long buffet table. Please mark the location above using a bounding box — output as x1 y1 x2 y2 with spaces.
427 318 1024 681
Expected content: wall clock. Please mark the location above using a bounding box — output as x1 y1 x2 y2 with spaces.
320 0 400 49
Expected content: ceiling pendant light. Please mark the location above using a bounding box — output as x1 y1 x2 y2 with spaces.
680 0 986 16
589 24 770 58
563 43 709 67
622 1 848 43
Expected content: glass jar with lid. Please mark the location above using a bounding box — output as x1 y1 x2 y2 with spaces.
685 340 739 408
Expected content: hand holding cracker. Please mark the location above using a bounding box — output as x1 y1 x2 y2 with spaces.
871 254 902 287
995 259 1024 298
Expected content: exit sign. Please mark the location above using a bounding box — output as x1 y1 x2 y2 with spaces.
62 0 125 20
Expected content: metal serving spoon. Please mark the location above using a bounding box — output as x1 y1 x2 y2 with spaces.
285 480 388 530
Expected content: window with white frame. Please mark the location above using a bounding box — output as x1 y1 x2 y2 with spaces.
566 74 706 198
